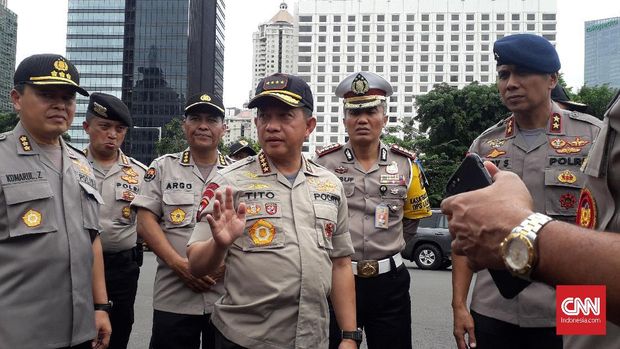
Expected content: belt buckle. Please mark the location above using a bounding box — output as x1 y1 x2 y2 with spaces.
357 260 379 278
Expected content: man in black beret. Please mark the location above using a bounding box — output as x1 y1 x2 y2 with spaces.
227 139 257 161
451 34 602 349
132 91 231 349
1 53 111 348
82 92 147 349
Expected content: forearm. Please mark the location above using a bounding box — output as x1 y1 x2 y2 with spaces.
330 256 357 332
451 254 474 308
187 237 228 277
534 221 620 325
137 209 182 266
91 236 108 304
402 218 420 244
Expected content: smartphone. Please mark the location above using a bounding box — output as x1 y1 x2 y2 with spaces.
445 153 531 299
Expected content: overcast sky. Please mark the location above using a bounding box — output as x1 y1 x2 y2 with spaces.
6 0 620 108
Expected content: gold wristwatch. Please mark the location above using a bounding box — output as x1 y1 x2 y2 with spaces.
500 213 553 280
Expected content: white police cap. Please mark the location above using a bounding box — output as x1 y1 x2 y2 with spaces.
335 71 393 110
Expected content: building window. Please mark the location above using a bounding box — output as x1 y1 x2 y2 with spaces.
451 24 459 31
542 13 556 20
391 66 399 72
466 75 474 82
391 55 399 62
436 24 444 31
348 15 356 21
421 34 429 41
451 34 459 41
497 14 505 20
435 65 443 72
421 44 428 51
451 55 459 62
422 14 429 21
407 14 415 21
450 65 458 72
299 36 311 43
362 25 370 32
436 54 444 62
299 25 311 32
377 24 385 31
481 14 489 21
299 16 312 22
496 24 504 31
527 13 535 20
466 65 473 72
467 14 474 21
420 85 428 93
543 34 556 41
377 14 385 22
347 55 354 62
362 55 369 62
543 24 556 31
377 55 384 62
527 24 535 31
436 44 444 51
334 15 341 22
390 76 398 83
375 66 383 72
363 15 370 22
392 35 399 41
422 24 429 31
348 25 355 32
319 15 326 22
405 65 413 72
420 65 428 72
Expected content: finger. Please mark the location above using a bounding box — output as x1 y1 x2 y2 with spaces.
467 326 477 348
483 161 500 178
454 333 467 349
440 196 453 216
202 275 217 285
237 201 246 219
225 186 234 211
211 200 222 221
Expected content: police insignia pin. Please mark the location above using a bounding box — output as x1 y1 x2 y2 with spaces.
22 209 42 227
351 73 370 95
144 168 156 182
265 203 278 215
170 208 186 224
386 161 399 174
249 219 276 246
558 170 577 184
122 206 131 219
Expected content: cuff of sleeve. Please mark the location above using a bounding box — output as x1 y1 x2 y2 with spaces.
187 221 213 246
130 195 162 217
330 231 354 258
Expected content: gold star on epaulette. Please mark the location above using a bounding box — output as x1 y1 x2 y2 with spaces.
182 151 190 164
121 154 129 165
19 135 32 152
550 113 562 133
219 153 227 166
505 117 514 137
258 152 271 173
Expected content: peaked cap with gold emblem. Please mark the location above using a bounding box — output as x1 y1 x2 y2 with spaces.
13 53 88 96
184 91 225 118
248 73 314 111
335 71 393 110
87 92 132 127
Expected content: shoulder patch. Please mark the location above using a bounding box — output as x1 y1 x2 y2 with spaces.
390 144 417 160
66 142 87 157
130 157 148 171
316 143 343 157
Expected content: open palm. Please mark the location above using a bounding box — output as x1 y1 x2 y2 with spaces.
205 186 246 248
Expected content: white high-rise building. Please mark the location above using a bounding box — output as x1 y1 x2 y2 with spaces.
250 2 298 99
297 0 557 154
224 108 257 146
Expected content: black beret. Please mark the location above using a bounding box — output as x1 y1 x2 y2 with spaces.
185 92 225 118
248 73 314 112
14 53 88 96
493 34 560 74
87 93 132 127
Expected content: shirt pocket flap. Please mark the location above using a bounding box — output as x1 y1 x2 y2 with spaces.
4 181 54 205
314 204 338 222
79 181 104 204
544 168 585 189
115 187 136 202
162 192 194 205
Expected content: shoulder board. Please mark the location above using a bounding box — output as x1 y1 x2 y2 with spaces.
130 157 148 171
477 116 510 138
567 111 603 127
66 142 87 157
0 133 7 141
390 144 417 160
154 152 180 162
315 143 343 157
219 155 254 174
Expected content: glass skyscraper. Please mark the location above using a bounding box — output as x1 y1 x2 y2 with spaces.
0 0 17 113
584 17 620 89
66 0 225 164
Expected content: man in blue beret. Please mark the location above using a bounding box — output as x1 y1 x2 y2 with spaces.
451 34 602 349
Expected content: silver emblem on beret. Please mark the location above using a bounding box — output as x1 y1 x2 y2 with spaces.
351 73 370 95
93 102 108 117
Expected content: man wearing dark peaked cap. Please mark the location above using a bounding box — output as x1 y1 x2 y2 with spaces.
131 91 231 349
0 53 111 348
228 139 257 161
82 92 147 349
451 34 601 349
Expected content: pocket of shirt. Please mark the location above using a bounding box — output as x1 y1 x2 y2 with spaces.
314 203 337 250
237 206 285 252
162 191 195 228
115 187 137 225
543 168 584 217
1 180 59 240
79 181 104 232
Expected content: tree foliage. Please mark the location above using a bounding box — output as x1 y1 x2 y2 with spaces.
573 84 618 120
0 112 19 133
155 117 187 156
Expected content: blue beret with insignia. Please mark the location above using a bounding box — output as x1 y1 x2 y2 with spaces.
493 34 560 74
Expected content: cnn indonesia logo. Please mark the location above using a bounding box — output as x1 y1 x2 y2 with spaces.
556 285 606 335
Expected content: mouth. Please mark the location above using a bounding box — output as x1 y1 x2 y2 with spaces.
355 128 371 134
47 114 67 122
265 137 284 144
506 95 524 102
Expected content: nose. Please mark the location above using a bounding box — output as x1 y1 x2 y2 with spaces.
506 74 519 90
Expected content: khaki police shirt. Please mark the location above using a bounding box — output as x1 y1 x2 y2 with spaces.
469 103 602 327
87 148 147 253
131 148 230 315
0 122 103 348
314 142 431 261
188 152 354 349
567 95 620 348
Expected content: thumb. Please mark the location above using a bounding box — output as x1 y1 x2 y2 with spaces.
483 161 500 179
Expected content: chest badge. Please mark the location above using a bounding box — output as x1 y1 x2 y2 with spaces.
122 206 131 219
576 188 596 229
249 219 276 246
486 149 506 158
559 193 577 210
265 203 278 215
335 166 348 174
386 161 399 174
486 139 506 148
170 208 186 224
122 190 135 201
246 204 262 216
22 209 42 227
558 170 577 184
324 222 335 238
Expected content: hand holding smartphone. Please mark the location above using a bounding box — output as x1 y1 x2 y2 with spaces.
445 153 531 299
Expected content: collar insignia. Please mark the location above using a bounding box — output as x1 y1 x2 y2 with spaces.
345 148 354 161
258 152 271 174
182 151 190 165
505 117 514 137
549 113 562 133
19 135 32 152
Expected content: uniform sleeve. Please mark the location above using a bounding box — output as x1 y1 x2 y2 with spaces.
329 183 354 258
130 160 163 217
187 174 230 246
403 160 432 220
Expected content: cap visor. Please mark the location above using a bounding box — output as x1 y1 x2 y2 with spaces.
28 80 89 96
344 99 383 110
248 92 303 109
184 102 225 118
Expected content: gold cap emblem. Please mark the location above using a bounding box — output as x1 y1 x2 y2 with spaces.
200 94 211 101
351 73 370 95
53 59 69 72
93 102 108 117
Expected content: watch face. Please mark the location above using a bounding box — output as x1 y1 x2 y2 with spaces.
506 238 529 270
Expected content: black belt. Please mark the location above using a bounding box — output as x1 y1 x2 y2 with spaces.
103 246 138 267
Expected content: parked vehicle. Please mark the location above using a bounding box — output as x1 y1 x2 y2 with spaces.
402 210 452 270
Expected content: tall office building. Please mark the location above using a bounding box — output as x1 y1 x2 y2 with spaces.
251 2 297 98
297 0 557 154
0 0 17 113
66 0 225 164
584 17 620 88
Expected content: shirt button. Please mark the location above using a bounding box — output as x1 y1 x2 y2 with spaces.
364 194 370 199
364 216 369 220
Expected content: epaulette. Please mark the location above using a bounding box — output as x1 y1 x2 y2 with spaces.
130 157 148 171
316 143 342 157
390 144 417 160
478 116 511 138
567 110 603 128
66 142 87 157
154 152 180 162
219 155 255 174
0 133 7 141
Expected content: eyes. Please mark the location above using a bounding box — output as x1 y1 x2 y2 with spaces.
186 115 222 125
36 90 76 102
97 123 128 133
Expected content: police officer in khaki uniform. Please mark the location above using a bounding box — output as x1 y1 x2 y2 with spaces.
314 71 432 349
82 93 147 349
0 54 111 348
451 34 602 349
187 73 359 349
131 92 231 349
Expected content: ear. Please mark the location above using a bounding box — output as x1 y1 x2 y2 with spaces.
10 89 22 113
305 115 317 138
549 73 558 89
82 120 90 133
